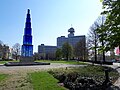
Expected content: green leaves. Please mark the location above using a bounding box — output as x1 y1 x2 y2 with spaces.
93 0 119 52
100 0 103 2
55 48 62 60
62 42 73 60
100 0 120 50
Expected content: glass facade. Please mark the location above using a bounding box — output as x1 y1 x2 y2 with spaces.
21 9 33 57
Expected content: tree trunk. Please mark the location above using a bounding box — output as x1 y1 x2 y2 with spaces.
102 40 105 62
95 34 97 62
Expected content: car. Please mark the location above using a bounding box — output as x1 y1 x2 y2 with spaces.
111 59 116 62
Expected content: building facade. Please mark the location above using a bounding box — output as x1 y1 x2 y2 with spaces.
38 44 57 59
57 27 86 48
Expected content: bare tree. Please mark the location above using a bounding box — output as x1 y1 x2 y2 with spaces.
0 40 3 45
87 24 99 61
88 15 106 62
95 16 106 62
12 43 21 60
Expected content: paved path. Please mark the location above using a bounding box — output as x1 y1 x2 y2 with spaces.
0 63 85 74
85 62 120 89
107 64 120 88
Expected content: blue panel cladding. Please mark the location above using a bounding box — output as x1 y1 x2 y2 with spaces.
25 23 31 29
26 15 30 22
22 45 33 56
23 35 32 44
24 28 32 35
21 9 33 57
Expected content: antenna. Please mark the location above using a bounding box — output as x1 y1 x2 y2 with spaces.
28 9 30 14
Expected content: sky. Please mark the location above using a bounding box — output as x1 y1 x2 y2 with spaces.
0 0 103 52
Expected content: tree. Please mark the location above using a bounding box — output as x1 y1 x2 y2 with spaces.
0 40 4 58
62 42 73 60
87 21 99 61
88 15 106 62
55 48 62 60
0 41 10 59
46 52 56 60
2 44 9 59
88 16 106 61
99 0 120 51
33 52 41 60
74 40 86 60
95 16 106 62
0 40 3 46
12 43 21 60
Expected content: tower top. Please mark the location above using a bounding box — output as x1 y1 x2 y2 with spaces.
68 27 75 33
27 9 30 14
68 26 75 37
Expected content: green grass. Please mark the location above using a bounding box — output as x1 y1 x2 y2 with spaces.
35 60 87 65
0 60 19 64
0 60 87 65
29 72 66 90
0 74 8 82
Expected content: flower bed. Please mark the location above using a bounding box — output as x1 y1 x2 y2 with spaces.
48 65 119 90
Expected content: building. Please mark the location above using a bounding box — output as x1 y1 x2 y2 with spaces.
57 27 86 48
38 44 57 59
38 44 57 54
38 27 86 60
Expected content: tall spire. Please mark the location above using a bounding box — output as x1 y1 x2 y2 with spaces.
28 9 30 14
21 9 33 57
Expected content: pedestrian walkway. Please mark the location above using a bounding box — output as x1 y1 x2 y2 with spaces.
106 64 120 89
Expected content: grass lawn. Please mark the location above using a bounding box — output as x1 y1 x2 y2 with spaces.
29 72 66 90
35 60 87 65
0 60 19 64
0 60 87 65
0 74 8 82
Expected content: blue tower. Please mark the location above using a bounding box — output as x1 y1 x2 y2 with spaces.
4 9 50 66
21 9 33 61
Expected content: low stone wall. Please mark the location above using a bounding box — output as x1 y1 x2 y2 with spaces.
20 56 34 63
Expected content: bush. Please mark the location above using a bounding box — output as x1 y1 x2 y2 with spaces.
48 65 119 90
